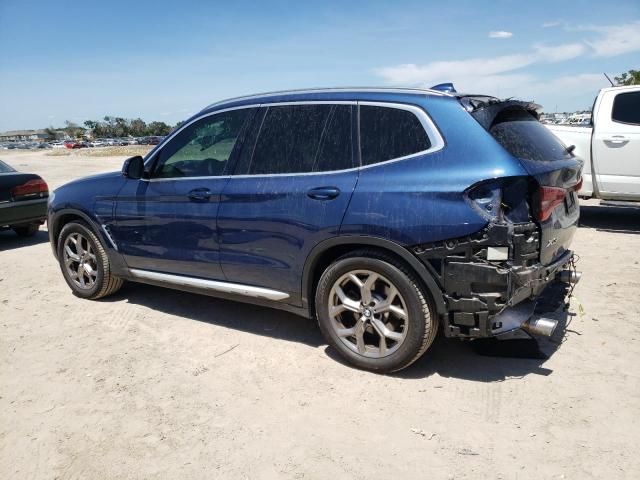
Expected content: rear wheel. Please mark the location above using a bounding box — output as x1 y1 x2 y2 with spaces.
315 251 437 372
13 223 40 237
57 221 123 299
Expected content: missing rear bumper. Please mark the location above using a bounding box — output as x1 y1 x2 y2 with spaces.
412 222 576 338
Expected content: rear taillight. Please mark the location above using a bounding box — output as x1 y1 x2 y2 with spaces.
11 178 49 200
536 186 565 222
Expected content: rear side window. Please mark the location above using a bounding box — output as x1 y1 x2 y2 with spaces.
239 104 353 175
612 91 640 125
489 108 571 162
359 105 430 166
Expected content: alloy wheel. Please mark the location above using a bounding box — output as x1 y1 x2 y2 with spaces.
328 269 409 358
63 232 98 290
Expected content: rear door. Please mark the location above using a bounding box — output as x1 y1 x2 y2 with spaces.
592 89 640 196
217 103 358 300
112 107 255 279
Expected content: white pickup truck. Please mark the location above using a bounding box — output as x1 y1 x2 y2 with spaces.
546 85 640 202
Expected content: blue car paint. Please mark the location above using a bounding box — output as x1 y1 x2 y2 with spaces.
217 168 359 296
112 176 230 279
48 89 534 314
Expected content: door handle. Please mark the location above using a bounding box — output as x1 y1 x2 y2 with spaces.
604 135 630 145
188 188 212 202
307 186 341 200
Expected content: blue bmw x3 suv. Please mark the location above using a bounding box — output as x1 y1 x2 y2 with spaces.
48 87 582 372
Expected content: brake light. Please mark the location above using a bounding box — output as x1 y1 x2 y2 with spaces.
537 186 566 222
11 178 49 200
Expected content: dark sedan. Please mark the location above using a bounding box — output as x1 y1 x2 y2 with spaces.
0 159 48 237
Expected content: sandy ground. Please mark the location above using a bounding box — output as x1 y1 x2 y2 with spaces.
1 150 639 480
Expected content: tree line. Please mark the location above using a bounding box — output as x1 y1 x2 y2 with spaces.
614 69 640 86
46 116 180 140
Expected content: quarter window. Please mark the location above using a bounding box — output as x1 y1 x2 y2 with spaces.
359 105 430 166
153 108 253 178
612 91 640 125
238 104 353 175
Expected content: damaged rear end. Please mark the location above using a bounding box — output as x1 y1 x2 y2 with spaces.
415 96 583 339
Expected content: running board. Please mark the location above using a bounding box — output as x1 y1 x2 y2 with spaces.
128 269 290 301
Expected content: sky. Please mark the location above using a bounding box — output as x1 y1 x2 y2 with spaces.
1 0 639 131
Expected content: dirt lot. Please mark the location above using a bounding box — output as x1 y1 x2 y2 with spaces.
1 150 639 479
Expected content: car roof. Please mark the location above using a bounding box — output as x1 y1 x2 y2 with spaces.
599 84 640 94
201 87 452 112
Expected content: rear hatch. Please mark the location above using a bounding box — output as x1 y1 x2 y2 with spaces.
465 98 582 265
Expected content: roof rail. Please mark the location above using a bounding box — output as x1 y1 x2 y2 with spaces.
202 86 448 111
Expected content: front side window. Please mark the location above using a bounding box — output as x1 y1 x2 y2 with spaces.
237 104 353 175
612 91 640 125
153 108 253 178
359 105 431 166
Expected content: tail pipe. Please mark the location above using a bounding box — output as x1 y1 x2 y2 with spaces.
522 317 558 337
559 269 581 284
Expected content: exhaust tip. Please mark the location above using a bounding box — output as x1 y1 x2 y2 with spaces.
559 269 582 284
522 317 558 337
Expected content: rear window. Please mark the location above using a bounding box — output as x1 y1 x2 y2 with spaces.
359 105 430 166
612 91 640 125
489 108 571 162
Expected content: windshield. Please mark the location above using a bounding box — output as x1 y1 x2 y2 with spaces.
0 160 16 173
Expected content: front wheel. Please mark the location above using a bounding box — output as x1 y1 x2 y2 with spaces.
57 221 123 299
315 251 437 373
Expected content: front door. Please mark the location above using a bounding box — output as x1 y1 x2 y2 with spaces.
112 107 256 279
592 89 640 197
218 103 359 301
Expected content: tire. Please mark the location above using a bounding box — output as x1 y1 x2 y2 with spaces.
13 223 40 237
315 250 437 373
57 221 123 299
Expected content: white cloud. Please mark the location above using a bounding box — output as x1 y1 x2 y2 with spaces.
375 53 532 85
578 21 640 57
542 21 561 28
374 42 584 86
489 31 513 39
373 20 635 110
533 43 586 62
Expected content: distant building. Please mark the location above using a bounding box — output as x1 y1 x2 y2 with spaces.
0 129 50 142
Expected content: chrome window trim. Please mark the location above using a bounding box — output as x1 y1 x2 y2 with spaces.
129 268 290 301
144 100 445 182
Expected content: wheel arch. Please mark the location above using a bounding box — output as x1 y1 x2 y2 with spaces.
50 209 109 258
302 236 446 318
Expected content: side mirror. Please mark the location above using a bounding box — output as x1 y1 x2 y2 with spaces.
122 156 144 179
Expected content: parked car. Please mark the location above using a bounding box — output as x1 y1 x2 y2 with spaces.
0 159 48 237
47 87 582 372
546 85 640 203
